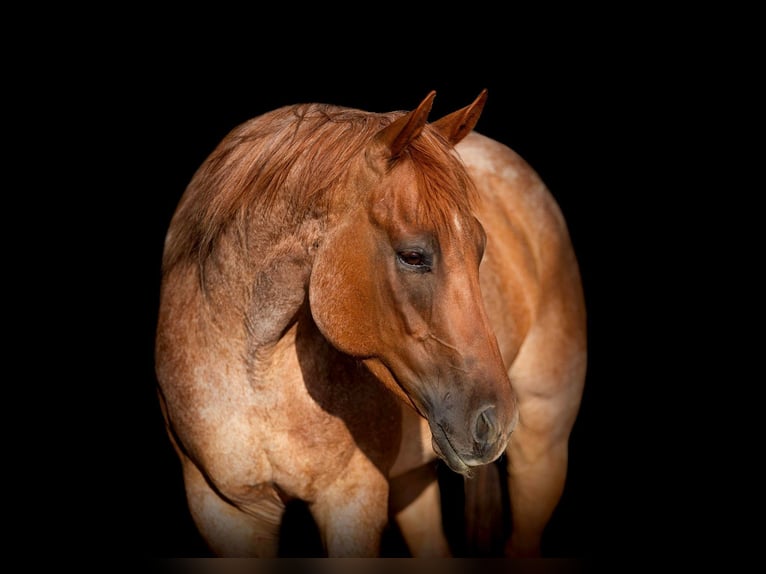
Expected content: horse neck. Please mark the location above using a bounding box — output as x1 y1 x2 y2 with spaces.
196 214 323 352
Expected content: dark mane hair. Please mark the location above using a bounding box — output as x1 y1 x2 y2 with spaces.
163 102 478 271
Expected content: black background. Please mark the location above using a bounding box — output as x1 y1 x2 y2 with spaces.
41 12 732 562
118 77 639 558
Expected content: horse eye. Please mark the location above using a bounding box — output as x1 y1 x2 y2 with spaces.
397 250 430 270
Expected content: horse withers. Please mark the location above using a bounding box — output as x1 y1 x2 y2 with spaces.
155 90 586 557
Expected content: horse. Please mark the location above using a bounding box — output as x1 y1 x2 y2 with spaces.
154 90 587 557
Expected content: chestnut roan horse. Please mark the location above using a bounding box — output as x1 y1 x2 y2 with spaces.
155 90 586 557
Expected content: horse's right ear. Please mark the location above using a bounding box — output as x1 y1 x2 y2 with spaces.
370 91 436 162
431 89 488 145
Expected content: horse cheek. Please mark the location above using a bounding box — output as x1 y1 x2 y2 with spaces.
308 239 378 358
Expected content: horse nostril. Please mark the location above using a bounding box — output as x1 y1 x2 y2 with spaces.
473 405 497 445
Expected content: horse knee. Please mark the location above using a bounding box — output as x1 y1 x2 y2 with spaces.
183 463 285 557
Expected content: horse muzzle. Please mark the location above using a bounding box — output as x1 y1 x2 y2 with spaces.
428 404 517 476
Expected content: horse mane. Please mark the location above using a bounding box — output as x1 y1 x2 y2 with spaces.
163 102 479 272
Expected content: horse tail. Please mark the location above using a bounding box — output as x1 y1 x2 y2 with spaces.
462 456 509 556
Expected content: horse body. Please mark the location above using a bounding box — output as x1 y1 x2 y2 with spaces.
459 132 587 555
155 91 586 557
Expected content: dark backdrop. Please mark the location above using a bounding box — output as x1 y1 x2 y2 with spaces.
116 81 629 559
61 25 698 560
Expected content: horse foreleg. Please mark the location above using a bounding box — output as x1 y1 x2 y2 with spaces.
503 406 572 558
181 457 285 557
502 295 586 558
390 462 451 556
309 451 390 557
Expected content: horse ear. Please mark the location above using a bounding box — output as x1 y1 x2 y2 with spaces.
373 91 436 160
431 88 488 145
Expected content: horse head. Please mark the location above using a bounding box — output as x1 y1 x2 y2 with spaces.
309 91 517 475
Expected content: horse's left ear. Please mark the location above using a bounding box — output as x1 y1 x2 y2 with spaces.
372 91 436 160
431 89 488 145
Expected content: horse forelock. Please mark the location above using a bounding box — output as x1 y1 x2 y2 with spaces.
400 129 479 235
162 104 478 272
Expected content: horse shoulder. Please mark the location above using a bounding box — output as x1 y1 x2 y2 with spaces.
157 267 401 503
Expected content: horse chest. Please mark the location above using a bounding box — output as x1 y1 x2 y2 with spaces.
249 337 404 497
389 406 437 477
